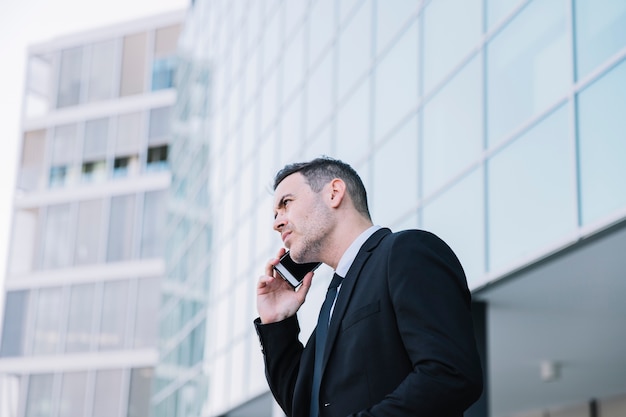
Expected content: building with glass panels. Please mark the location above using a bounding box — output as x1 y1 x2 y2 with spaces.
174 0 626 416
0 10 185 417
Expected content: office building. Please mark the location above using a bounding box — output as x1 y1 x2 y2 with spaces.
0 10 185 417
178 0 626 416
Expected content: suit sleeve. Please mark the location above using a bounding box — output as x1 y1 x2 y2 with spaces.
353 231 483 416
254 315 303 416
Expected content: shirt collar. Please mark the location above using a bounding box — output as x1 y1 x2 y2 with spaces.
335 225 381 278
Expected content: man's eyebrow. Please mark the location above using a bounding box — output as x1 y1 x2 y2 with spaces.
275 193 294 210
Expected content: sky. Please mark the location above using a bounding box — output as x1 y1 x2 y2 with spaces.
0 0 189 311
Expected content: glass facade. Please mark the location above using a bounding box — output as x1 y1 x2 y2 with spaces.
172 0 626 416
0 11 184 417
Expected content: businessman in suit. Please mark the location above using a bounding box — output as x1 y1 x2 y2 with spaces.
255 157 483 417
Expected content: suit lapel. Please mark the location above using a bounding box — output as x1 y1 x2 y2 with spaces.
322 228 391 368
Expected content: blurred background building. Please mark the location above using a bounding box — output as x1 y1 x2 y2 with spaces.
2 1 626 417
0 10 184 417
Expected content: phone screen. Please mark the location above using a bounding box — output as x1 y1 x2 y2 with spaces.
274 251 321 287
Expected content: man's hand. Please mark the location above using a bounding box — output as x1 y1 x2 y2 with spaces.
257 248 313 324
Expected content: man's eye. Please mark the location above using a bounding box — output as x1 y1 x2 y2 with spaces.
283 199 290 207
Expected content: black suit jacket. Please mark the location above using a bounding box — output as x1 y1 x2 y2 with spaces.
255 228 483 416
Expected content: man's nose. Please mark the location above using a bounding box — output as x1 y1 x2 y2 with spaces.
273 215 285 232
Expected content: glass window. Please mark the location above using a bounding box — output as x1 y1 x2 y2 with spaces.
19 130 46 191
49 166 68 188
114 155 140 178
306 51 333 137
578 59 626 225
282 27 305 104
25 374 54 417
75 199 104 265
261 71 278 134
152 57 177 91
133 278 160 348
336 80 370 163
115 112 142 156
486 0 522 30
32 287 63 355
93 370 123 417
51 124 78 166
25 53 53 118
42 204 73 269
0 291 29 357
575 0 626 80
147 145 169 172
338 1 371 100
141 191 167 258
280 93 303 163
422 56 483 197
128 368 153 417
81 161 107 183
99 280 129 350
8 209 40 274
374 20 418 141
57 47 83 108
83 118 109 161
488 105 577 272
120 32 148 96
262 9 280 75
423 168 484 287
308 0 335 67
155 24 181 57
58 372 87 417
487 0 570 147
372 115 418 226
87 40 117 102
107 194 135 261
65 284 95 352
148 107 172 144
376 0 419 54
423 0 482 94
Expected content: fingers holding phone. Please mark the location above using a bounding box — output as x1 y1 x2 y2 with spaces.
257 250 319 324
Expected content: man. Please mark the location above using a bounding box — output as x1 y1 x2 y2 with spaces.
254 157 483 417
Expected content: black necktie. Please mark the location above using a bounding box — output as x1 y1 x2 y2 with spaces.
310 273 344 417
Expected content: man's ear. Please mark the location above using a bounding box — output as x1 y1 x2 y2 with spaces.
328 178 346 208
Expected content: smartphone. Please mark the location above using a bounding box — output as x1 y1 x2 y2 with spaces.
274 251 322 288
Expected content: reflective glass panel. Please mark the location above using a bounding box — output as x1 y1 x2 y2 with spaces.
338 1 371 100
51 124 78 165
32 287 63 355
133 278 160 348
87 40 117 102
65 284 95 352
574 0 626 80
149 107 171 143
128 368 153 417
19 130 46 191
25 374 54 417
487 0 569 146
336 79 370 163
120 32 147 96
107 194 135 261
0 291 29 357
372 115 418 226
8 208 40 274
306 51 333 137
75 199 103 265
42 204 73 269
99 280 129 350
83 118 109 161
578 59 626 225
422 56 482 197
308 0 334 66
423 168 484 287
57 47 82 108
423 0 482 94
374 20 418 141
115 112 142 156
141 190 167 258
58 372 87 417
488 105 577 272
93 369 123 417
376 0 419 54
486 0 522 30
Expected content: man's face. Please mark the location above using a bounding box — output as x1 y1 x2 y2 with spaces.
273 173 333 263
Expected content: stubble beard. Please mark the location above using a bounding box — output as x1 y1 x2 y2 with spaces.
290 200 333 264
